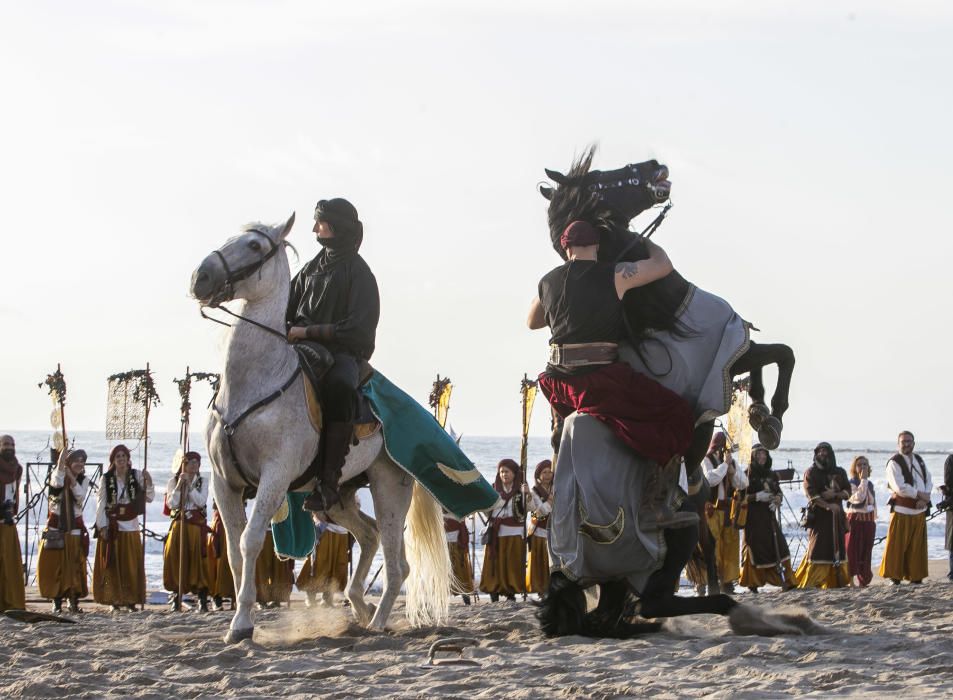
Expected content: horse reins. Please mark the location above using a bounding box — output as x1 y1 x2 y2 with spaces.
199 227 306 492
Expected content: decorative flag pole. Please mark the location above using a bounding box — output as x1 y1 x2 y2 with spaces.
37 364 68 586
519 373 537 601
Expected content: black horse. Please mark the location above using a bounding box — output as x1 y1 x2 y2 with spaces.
535 147 795 636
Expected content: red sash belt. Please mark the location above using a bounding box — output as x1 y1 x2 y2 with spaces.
847 511 876 522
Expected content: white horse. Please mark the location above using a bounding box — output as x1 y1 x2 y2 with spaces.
190 213 451 643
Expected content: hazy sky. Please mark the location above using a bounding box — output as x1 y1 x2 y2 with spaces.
2 1 951 441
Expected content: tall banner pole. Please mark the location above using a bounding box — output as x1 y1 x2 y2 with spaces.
519 373 537 601
175 367 191 612
38 365 69 586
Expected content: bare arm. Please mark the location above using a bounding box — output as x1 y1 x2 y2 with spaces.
614 239 673 298
527 297 546 330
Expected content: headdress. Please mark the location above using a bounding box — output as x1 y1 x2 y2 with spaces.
560 220 600 250
493 458 522 495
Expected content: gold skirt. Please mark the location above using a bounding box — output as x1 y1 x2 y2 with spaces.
296 531 349 594
255 534 294 604
793 558 851 588
37 531 88 599
163 519 211 594
0 524 25 610
526 535 550 593
448 543 475 595
879 511 928 582
93 530 146 606
738 548 795 589
207 536 235 598
480 535 526 595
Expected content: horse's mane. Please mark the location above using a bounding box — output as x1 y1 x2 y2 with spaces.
545 146 633 262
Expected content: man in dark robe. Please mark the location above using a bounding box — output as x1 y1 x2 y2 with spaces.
287 198 380 511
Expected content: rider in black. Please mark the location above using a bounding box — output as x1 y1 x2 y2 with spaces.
287 198 380 511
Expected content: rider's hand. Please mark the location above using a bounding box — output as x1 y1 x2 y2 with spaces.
287 326 308 342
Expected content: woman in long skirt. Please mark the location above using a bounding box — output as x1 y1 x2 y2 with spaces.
207 502 235 610
93 444 154 611
37 448 90 613
526 460 553 596
480 459 527 602
163 451 211 611
845 455 877 587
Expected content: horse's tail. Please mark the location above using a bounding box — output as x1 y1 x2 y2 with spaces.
404 482 453 627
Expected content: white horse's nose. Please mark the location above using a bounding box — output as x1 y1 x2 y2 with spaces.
191 254 224 302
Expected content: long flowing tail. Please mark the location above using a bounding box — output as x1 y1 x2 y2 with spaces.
404 482 453 627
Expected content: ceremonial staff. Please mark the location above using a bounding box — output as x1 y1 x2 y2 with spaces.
106 364 160 610
519 374 537 601
37 364 68 586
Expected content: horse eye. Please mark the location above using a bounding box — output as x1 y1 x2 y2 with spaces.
249 240 261 252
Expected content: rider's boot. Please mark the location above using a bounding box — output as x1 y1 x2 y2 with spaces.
640 457 698 530
304 422 354 512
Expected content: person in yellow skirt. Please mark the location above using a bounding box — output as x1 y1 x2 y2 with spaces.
738 444 795 592
444 511 475 605
296 513 351 607
0 434 26 611
163 451 211 612
794 442 851 588
256 525 294 608
207 501 235 611
38 447 90 613
526 459 553 597
480 459 527 602
880 431 933 585
93 444 154 612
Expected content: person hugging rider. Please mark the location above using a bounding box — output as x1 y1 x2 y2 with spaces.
286 198 380 512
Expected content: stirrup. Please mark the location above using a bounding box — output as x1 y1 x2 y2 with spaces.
303 488 330 513
757 416 783 450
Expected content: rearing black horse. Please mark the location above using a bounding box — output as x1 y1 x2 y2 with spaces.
535 147 796 636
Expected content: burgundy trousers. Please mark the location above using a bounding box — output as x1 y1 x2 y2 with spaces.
539 362 694 465
846 514 876 586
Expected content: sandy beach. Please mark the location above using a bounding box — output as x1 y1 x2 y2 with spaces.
1 560 950 698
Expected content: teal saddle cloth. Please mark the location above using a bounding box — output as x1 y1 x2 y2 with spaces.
271 371 500 559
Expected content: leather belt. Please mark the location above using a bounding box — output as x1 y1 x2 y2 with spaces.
548 342 618 369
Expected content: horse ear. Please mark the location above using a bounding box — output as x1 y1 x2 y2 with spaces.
539 185 554 200
545 168 568 185
278 211 295 239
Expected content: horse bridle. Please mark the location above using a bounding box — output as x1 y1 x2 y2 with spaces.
199 228 290 342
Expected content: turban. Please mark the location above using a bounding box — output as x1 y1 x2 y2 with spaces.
185 451 201 463
560 220 600 250
493 458 522 495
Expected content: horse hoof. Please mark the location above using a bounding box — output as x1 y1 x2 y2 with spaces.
757 416 782 450
224 627 254 644
748 402 769 430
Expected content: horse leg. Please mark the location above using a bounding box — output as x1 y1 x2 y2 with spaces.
226 475 287 644
536 570 587 637
638 525 737 620
731 341 795 420
326 497 379 625
210 481 251 643
366 461 413 632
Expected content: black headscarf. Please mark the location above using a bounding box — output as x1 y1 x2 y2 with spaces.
314 198 363 269
813 441 837 471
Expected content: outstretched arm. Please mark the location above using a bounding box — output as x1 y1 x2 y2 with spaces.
527 297 546 330
614 239 673 298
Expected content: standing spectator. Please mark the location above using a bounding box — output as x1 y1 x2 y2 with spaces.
525 460 553 596
38 447 89 613
845 456 878 587
444 511 475 605
880 431 933 585
702 432 748 593
163 452 211 612
794 442 851 588
480 459 527 602
0 434 26 611
942 452 953 582
296 512 351 607
738 444 795 592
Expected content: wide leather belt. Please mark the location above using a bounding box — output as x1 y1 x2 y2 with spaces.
548 342 618 368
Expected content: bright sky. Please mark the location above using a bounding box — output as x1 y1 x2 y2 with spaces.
1 1 951 441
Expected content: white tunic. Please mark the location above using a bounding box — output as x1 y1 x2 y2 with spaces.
50 466 88 535
886 454 933 516
486 491 524 538
848 478 876 515
165 474 208 514
527 489 552 539
703 455 749 502
95 469 155 531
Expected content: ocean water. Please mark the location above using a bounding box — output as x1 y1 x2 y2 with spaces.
10 430 952 594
